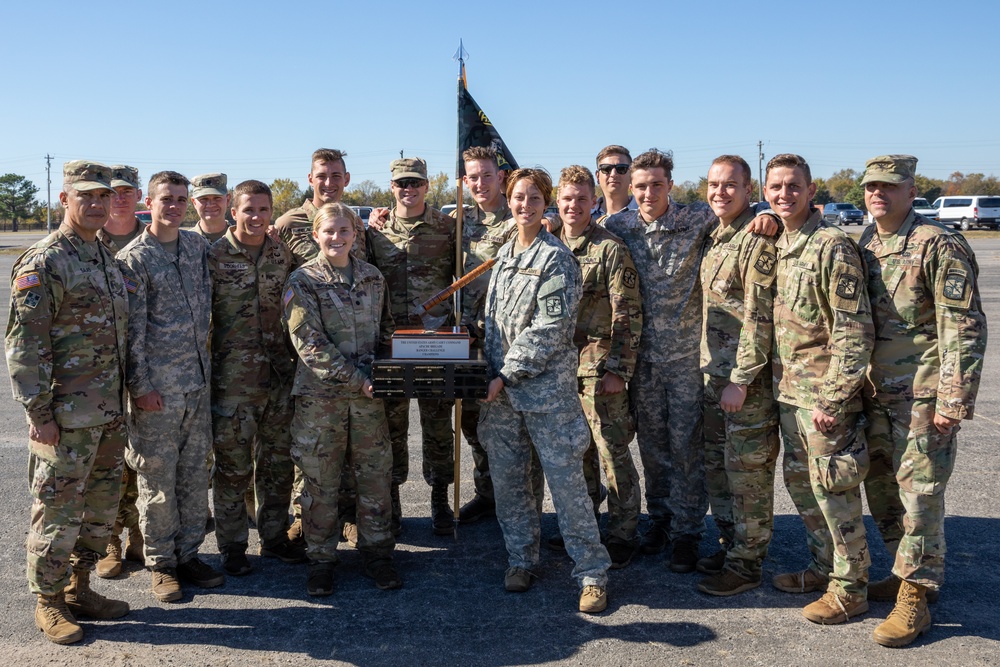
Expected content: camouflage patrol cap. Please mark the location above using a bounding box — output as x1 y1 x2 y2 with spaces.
191 173 228 198
110 165 140 189
390 157 428 181
861 155 918 185
63 160 115 192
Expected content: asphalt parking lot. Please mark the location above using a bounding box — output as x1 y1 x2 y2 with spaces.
0 232 997 665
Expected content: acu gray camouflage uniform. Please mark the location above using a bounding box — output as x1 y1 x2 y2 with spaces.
772 209 873 597
6 224 129 595
284 254 396 565
860 210 986 590
699 207 781 579
480 228 610 587
208 230 298 553
118 230 213 569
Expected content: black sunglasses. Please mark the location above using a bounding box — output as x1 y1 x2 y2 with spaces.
597 164 630 175
393 178 426 189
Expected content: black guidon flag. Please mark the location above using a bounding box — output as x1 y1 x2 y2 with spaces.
457 77 518 178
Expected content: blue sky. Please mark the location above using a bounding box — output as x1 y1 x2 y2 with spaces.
2 0 997 200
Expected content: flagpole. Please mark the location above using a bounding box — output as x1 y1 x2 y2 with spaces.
452 40 468 530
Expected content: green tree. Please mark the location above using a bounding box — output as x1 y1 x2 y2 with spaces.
844 177 866 211
0 173 40 232
425 171 456 209
914 174 943 203
825 168 859 202
812 177 832 205
270 178 303 219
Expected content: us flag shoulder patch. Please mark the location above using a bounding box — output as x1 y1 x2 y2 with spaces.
124 276 139 294
14 273 40 291
283 286 295 307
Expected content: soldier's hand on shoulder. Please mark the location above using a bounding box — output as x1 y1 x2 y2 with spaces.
369 208 390 231
748 213 780 237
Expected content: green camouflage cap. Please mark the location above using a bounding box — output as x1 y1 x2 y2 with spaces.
191 172 228 198
861 154 918 185
110 164 140 189
390 157 428 181
63 160 114 192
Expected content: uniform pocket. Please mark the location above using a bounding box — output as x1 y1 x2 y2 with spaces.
897 421 957 496
814 417 870 493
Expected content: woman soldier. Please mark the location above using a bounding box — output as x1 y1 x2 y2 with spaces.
283 202 401 596
480 168 611 613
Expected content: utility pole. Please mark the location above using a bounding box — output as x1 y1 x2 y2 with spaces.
757 141 764 203
45 154 53 233
400 149 404 159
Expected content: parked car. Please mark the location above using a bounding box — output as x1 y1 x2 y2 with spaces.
440 204 458 217
912 197 938 220
349 206 373 228
931 195 1000 231
135 210 152 224
822 202 865 225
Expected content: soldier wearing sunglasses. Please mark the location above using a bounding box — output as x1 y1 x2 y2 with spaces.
594 145 638 223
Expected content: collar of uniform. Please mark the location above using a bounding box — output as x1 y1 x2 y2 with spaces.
865 209 918 258
303 198 319 220
57 223 102 262
222 227 267 260
640 197 677 232
776 208 822 256
710 207 754 244
560 219 595 252
138 227 182 264
390 205 430 228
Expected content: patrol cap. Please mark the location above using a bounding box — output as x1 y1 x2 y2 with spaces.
390 157 428 182
861 155 918 185
191 173 229 198
63 160 115 192
110 165 140 189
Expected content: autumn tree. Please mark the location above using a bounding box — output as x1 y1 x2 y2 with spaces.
270 178 303 218
0 173 40 232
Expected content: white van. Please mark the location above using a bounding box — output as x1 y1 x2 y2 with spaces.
931 195 1000 231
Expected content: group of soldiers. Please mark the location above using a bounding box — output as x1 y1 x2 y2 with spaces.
5 144 985 650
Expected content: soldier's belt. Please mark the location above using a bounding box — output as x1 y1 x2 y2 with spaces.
372 349 489 400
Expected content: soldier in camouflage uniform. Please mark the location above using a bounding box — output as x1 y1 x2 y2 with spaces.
191 173 231 243
365 157 458 536
275 148 366 269
96 164 145 579
208 180 307 576
856 156 987 647
5 161 131 644
553 165 642 568
605 149 777 572
592 145 637 224
118 171 225 602
696 156 781 597
766 154 873 625
284 202 400 596
480 168 610 614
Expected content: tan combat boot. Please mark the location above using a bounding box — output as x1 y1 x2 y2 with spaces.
35 592 83 645
96 532 123 578
802 589 869 624
124 525 144 562
65 568 130 619
872 580 931 647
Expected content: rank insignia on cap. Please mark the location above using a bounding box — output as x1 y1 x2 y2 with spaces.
124 276 139 294
836 274 859 300
23 291 41 308
623 267 637 289
14 273 40 291
283 286 295 307
943 270 967 300
754 251 776 275
544 294 564 317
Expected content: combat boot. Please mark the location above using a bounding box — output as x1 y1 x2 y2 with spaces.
124 525 144 563
772 568 829 593
65 568 129 619
431 483 455 536
872 580 932 647
458 494 496 524
802 590 869 624
390 483 402 536
35 592 83 645
868 574 940 603
639 519 671 555
669 535 700 573
96 532 123 578
696 546 727 575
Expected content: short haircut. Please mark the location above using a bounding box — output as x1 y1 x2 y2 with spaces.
711 155 752 186
313 202 357 234
311 149 347 171
147 171 190 197
232 179 272 206
505 168 553 207
558 165 595 193
766 153 812 184
596 145 632 165
463 146 499 166
631 149 674 179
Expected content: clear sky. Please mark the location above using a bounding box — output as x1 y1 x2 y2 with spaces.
2 0 997 201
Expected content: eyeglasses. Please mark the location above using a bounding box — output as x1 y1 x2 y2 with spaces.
598 164 630 176
393 178 426 189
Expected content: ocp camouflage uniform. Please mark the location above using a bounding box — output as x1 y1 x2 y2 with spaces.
860 211 986 590
699 207 781 579
773 208 873 597
275 199 367 269
366 206 456 488
284 254 395 565
559 221 643 547
118 230 213 569
606 200 714 539
208 230 298 553
480 228 610 587
6 224 129 594
193 223 228 245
